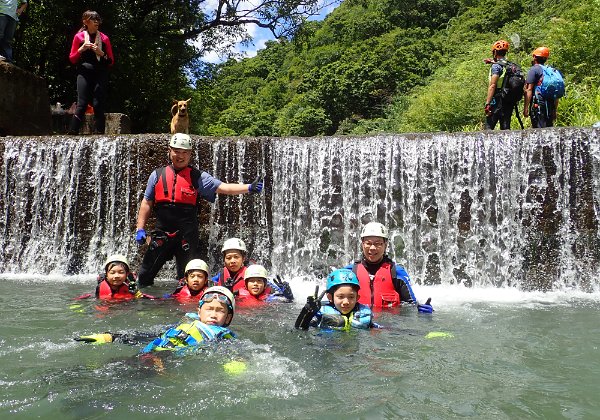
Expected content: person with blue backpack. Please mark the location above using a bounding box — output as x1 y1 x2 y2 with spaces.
523 46 565 128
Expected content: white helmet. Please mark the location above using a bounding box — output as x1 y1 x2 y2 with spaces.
169 133 192 150
184 259 209 276
200 285 236 316
221 237 247 254
360 222 389 239
104 254 130 271
244 264 269 280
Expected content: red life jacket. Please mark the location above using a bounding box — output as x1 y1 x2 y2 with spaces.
353 261 400 308
171 284 206 302
154 165 198 206
236 285 272 306
96 280 135 300
219 266 247 292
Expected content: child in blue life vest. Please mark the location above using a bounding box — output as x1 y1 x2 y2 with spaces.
236 264 294 305
75 254 155 300
212 237 251 293
295 268 380 331
164 258 212 302
75 286 236 354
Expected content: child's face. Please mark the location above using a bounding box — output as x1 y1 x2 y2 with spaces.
223 251 244 273
106 264 128 290
328 285 359 315
246 278 266 296
198 299 231 326
186 270 207 291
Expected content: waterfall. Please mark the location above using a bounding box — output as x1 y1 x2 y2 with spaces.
1 129 599 291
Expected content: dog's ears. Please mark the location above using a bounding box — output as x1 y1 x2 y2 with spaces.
172 99 178 105
185 98 191 103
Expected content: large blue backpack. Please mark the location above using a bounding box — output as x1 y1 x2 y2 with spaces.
537 65 565 100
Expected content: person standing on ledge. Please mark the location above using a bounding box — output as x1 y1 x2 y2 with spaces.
68 10 114 134
135 133 263 287
0 0 27 63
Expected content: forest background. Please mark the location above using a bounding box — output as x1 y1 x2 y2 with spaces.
13 0 600 136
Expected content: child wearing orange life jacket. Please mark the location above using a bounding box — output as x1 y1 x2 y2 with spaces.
212 238 250 293
166 259 211 302
236 264 294 304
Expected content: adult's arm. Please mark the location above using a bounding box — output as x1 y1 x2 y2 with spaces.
485 74 500 106
523 84 534 117
69 32 85 64
216 183 252 195
136 198 153 231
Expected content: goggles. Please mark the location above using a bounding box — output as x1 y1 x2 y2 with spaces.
199 293 232 310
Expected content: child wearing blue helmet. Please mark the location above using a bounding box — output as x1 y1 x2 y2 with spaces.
295 269 379 330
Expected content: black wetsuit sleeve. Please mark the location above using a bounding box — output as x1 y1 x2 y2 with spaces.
112 332 159 345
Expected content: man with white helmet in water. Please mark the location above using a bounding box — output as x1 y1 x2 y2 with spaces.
134 133 263 287
345 222 433 312
212 237 251 292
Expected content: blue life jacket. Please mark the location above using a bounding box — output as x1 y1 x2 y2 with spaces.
140 313 235 354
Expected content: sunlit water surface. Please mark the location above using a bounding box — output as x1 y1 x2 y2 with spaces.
1 275 599 419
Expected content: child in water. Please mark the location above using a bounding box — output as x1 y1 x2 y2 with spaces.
165 259 211 302
212 237 250 292
75 286 236 354
75 254 153 300
237 264 294 304
295 268 379 330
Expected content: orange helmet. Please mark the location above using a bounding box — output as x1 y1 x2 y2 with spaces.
532 47 550 58
492 40 510 53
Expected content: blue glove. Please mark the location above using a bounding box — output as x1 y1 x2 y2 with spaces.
135 228 146 245
417 297 434 313
248 176 263 194
273 275 294 301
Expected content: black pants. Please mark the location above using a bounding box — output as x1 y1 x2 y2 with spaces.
485 97 516 130
138 229 200 287
69 70 108 134
530 99 555 128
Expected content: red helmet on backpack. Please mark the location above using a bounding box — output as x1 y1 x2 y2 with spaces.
532 47 550 59
492 40 510 53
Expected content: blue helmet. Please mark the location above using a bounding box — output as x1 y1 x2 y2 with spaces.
326 269 360 292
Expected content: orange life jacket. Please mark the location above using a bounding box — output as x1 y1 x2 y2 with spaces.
96 280 135 300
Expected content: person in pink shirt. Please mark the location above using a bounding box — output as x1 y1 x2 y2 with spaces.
68 10 114 134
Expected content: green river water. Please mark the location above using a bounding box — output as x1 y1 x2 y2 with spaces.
0 276 599 419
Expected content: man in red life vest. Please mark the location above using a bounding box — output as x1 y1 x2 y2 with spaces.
345 222 433 312
134 134 263 287
212 238 250 293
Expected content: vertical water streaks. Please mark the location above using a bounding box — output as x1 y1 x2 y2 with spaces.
1 129 599 290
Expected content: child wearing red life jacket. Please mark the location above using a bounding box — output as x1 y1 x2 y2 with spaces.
236 264 294 305
212 238 250 293
75 254 155 301
167 259 211 302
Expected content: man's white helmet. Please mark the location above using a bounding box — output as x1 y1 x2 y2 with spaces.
221 238 247 254
169 133 192 150
360 222 389 239
184 259 209 276
244 264 269 280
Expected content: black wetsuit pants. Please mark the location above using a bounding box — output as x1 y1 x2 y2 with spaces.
69 70 108 134
529 98 555 128
485 96 516 130
137 229 200 287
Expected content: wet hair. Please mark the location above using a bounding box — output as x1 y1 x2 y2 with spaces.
80 10 102 31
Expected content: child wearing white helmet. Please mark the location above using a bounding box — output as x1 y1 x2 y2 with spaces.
166 259 211 302
74 254 155 301
295 268 379 331
212 237 251 292
75 286 237 351
343 222 433 313
236 264 294 305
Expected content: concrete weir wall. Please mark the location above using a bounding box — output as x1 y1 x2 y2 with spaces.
1 128 599 291
0 62 51 136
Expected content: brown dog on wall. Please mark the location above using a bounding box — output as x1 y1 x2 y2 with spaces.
170 98 191 134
